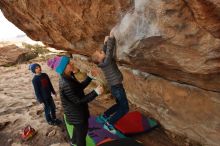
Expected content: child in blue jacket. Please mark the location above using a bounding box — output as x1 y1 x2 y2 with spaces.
30 63 60 125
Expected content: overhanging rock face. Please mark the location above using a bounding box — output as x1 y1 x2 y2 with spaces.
113 0 220 91
0 0 220 145
0 0 219 91
0 0 132 53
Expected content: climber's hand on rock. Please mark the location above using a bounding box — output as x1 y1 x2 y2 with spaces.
104 36 110 44
110 27 115 37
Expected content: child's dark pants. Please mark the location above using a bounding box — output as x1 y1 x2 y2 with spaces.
43 96 56 123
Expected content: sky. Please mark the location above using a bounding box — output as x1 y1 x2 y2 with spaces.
0 10 26 40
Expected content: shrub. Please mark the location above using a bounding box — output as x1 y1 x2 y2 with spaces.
22 43 49 55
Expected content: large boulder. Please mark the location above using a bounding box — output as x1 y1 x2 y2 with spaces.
0 0 132 54
0 0 219 91
0 45 33 66
113 0 220 91
122 67 220 146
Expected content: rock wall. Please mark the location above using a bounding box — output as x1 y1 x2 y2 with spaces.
0 0 132 53
113 0 220 91
122 67 220 146
0 0 220 145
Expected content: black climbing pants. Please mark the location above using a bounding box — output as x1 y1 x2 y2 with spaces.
71 121 88 146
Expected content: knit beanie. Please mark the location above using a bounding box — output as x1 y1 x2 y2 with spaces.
47 56 70 74
29 63 41 73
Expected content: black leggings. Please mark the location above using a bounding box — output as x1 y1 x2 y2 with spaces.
71 122 88 146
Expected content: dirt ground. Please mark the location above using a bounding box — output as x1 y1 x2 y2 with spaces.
0 59 200 146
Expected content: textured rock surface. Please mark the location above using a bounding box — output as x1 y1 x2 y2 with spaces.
0 0 132 54
0 45 30 66
113 0 220 91
0 0 219 91
122 67 220 146
0 0 220 145
186 0 220 38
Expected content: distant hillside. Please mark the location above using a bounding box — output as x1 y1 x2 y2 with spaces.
0 35 42 47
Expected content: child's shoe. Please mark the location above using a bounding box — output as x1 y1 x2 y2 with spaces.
96 114 108 124
103 122 117 134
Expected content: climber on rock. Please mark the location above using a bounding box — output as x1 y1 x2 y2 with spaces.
91 28 129 134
